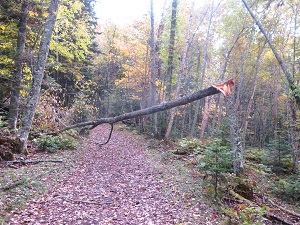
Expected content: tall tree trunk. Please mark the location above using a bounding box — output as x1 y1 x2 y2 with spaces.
242 44 264 147
242 0 299 173
8 1 29 131
148 0 156 109
165 0 178 102
289 98 299 174
17 0 61 152
199 96 211 139
164 5 193 141
218 30 244 177
148 0 158 133
226 93 244 176
190 0 214 137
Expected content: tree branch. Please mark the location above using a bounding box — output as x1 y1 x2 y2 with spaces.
50 79 234 135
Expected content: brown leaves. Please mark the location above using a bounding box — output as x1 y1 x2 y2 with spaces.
8 124 222 224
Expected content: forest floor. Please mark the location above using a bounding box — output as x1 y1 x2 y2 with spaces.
2 124 222 224
1 124 300 224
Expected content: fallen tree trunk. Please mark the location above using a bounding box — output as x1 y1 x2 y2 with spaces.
51 79 234 135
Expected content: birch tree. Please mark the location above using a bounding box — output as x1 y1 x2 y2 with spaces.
18 0 61 152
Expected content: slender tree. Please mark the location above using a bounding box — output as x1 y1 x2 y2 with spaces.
18 0 61 152
8 0 29 131
241 0 299 173
165 4 194 141
165 0 178 101
190 0 214 137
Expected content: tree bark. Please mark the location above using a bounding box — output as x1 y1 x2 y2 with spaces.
165 0 178 101
190 0 214 137
148 0 157 109
164 4 193 141
226 93 244 177
50 80 234 135
8 1 29 131
17 0 61 152
199 96 211 139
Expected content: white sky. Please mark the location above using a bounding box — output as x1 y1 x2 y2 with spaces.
94 0 169 25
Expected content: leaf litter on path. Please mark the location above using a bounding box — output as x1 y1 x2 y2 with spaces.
9 124 221 224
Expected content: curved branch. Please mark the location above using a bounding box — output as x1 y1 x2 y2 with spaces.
98 123 113 145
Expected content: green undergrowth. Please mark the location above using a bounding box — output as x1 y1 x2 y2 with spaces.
106 125 300 224
145 132 300 224
33 132 78 153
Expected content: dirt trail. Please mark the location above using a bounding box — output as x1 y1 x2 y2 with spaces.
9 124 220 224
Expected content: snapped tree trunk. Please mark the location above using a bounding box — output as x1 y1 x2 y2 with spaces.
17 0 61 152
8 1 29 131
51 79 234 135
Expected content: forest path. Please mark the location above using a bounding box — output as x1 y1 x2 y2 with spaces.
9 124 220 225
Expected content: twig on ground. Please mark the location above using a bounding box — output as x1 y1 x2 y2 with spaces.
0 168 59 191
54 195 113 205
5 159 63 165
0 178 27 191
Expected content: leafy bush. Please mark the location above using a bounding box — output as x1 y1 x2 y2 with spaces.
34 134 77 153
68 92 98 124
175 137 206 155
223 206 266 225
272 175 300 202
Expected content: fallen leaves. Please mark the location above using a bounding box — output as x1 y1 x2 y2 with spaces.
6 124 222 224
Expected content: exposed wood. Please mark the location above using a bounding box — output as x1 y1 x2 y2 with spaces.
213 79 234 97
50 79 234 135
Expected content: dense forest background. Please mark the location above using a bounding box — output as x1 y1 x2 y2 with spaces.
0 0 300 221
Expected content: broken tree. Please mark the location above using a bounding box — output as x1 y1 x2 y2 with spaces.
52 79 234 134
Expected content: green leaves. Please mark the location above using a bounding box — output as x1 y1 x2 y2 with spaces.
34 134 77 153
